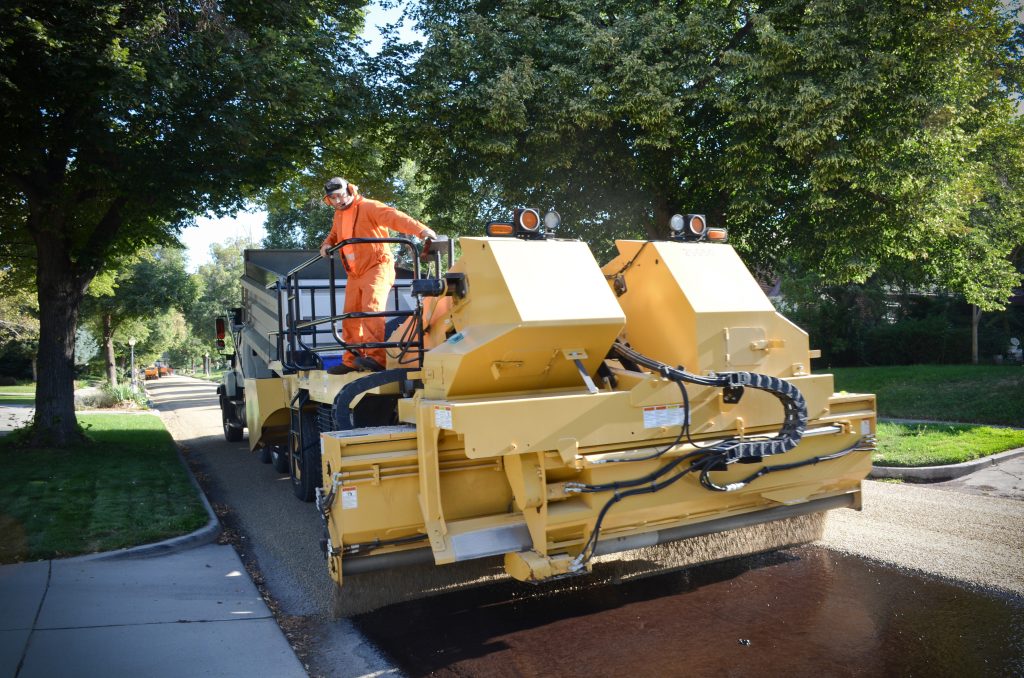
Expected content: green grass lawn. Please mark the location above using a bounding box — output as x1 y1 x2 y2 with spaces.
0 381 94 403
0 414 208 563
831 364 1024 426
874 422 1024 467
0 384 37 394
189 369 225 383
0 394 34 405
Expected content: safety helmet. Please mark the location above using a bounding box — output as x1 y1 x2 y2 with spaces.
324 177 349 196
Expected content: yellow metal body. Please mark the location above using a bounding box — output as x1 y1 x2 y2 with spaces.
319 237 875 587
244 377 290 451
420 238 625 399
606 241 814 378
245 370 399 452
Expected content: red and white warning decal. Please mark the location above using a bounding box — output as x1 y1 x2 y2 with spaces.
341 486 358 509
642 404 687 428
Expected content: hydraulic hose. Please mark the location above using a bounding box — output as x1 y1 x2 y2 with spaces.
611 342 808 462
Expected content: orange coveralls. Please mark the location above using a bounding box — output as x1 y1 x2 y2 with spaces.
321 187 430 369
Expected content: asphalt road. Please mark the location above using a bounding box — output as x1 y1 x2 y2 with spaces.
149 374 1024 677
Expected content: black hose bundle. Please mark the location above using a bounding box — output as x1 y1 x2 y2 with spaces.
565 342 826 573
611 342 808 462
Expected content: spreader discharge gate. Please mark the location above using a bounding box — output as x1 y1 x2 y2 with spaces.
316 214 876 587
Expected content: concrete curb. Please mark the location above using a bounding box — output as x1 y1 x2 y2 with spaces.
75 442 221 562
870 446 1024 482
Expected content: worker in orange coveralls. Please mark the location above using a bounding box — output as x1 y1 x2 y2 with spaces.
319 177 436 374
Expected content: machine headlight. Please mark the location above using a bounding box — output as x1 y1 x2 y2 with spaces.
669 214 685 233
543 209 561 232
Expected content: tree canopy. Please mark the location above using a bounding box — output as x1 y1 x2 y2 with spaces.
83 247 195 384
186 237 249 346
0 0 366 444
387 0 1023 303
262 159 433 248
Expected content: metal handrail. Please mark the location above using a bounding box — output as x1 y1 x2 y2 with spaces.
263 237 423 290
293 310 414 332
272 237 427 373
326 238 424 368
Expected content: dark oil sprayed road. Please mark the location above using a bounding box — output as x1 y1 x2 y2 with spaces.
150 376 1024 678
355 547 1024 677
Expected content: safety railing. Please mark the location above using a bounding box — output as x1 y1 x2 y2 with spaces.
266 237 426 373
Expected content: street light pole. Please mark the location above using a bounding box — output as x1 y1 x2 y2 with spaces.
128 337 137 391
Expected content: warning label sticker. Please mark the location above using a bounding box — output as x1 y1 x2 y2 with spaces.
341 486 358 510
642 404 687 428
434 405 453 430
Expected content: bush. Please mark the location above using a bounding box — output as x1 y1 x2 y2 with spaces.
0 376 18 387
74 383 148 409
102 383 148 409
864 316 961 365
0 341 34 381
778 273 1023 367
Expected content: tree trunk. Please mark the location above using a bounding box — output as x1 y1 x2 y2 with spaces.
971 305 981 365
23 187 125 447
32 238 87 446
650 195 672 240
103 313 117 386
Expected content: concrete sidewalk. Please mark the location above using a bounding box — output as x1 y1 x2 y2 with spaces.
0 404 33 435
0 544 306 677
0 401 307 677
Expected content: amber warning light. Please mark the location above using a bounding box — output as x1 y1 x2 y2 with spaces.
486 222 515 236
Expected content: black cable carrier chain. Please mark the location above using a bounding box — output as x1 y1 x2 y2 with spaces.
612 343 808 462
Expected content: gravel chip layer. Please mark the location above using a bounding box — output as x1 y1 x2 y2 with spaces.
820 480 1024 595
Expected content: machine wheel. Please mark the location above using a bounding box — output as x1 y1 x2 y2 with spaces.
289 403 321 502
257 444 272 464
221 397 243 443
270 444 290 474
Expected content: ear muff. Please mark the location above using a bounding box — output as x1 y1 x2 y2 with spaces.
324 176 348 195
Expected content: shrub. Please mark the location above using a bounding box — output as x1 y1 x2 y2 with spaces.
0 341 34 381
102 383 148 409
74 383 148 409
778 273 1023 367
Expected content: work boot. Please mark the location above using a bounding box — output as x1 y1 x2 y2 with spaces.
355 356 385 372
326 363 356 375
